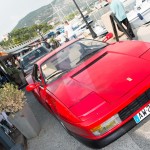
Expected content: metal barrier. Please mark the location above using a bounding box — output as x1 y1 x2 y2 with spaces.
110 13 132 41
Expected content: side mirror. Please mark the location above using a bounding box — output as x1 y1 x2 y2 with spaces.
102 33 113 42
26 83 40 92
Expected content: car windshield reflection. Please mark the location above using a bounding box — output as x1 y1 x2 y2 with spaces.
41 39 108 82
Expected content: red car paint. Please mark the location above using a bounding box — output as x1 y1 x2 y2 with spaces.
26 38 150 147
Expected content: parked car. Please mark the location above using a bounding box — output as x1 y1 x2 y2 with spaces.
94 1 109 9
73 18 94 37
47 31 55 38
80 18 93 30
74 24 107 38
93 25 108 37
127 0 150 28
56 26 64 33
26 34 150 148
20 46 50 76
74 27 85 37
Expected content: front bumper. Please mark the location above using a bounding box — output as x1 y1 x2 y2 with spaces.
71 118 136 149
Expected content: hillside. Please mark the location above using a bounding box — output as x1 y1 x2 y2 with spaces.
14 0 96 29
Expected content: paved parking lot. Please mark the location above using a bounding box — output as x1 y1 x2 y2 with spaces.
26 88 150 150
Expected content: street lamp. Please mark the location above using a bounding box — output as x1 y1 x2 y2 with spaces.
36 29 51 49
37 29 45 41
72 0 97 39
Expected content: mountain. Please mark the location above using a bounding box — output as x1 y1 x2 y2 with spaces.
14 0 96 30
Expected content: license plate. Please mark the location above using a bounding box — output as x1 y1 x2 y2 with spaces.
133 104 150 123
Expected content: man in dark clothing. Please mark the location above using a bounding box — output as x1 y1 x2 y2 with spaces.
107 0 135 39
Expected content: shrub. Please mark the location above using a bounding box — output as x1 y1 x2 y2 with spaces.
0 83 26 114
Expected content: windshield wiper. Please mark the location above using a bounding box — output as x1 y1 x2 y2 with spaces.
46 70 69 81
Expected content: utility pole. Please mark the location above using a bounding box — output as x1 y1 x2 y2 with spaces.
55 5 66 22
50 3 64 22
37 29 45 41
72 0 97 39
85 1 98 22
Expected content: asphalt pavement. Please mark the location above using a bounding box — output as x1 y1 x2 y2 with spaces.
25 90 150 150
26 23 150 150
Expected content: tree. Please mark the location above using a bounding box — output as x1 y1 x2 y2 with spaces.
0 23 54 48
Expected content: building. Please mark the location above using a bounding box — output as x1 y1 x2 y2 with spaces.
2 34 9 41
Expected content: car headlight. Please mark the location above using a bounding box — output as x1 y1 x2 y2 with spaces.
91 114 122 136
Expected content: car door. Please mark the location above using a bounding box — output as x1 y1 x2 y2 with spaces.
32 64 56 113
32 64 47 105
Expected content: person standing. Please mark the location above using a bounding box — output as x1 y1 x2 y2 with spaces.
55 31 67 45
64 21 77 40
15 58 20 69
7 60 12 67
107 0 135 39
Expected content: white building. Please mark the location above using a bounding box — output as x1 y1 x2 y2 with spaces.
2 34 9 41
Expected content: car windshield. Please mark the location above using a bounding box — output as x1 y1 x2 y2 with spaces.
41 39 108 82
21 47 48 69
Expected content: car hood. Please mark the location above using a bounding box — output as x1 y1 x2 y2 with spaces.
47 41 150 120
72 52 150 103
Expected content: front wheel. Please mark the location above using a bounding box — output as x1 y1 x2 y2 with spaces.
55 116 72 135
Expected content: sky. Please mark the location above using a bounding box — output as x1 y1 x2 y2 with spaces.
0 0 52 40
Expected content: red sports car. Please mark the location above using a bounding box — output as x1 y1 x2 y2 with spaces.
26 35 150 148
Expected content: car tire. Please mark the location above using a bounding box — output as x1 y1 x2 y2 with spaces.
45 102 72 135
56 116 72 136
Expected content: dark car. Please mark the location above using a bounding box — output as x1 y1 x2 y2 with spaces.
20 46 50 76
47 31 55 38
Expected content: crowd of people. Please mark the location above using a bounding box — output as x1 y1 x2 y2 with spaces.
28 20 77 51
45 20 77 49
